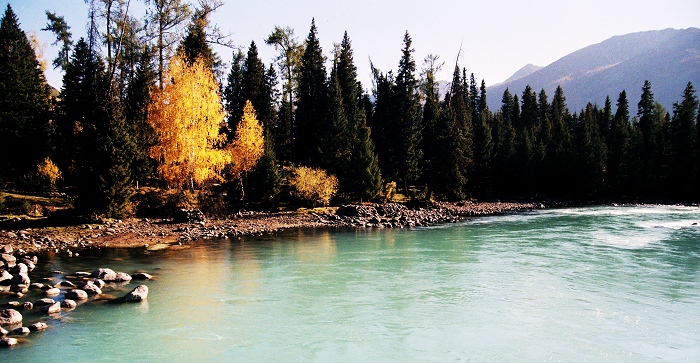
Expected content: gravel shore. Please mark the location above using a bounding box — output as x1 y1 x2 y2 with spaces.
0 201 541 255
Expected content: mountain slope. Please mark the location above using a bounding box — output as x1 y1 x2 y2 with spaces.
487 28 700 113
500 64 543 84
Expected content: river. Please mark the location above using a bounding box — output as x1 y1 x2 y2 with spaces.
2 205 699 361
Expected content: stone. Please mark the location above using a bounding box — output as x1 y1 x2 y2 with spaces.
0 336 17 347
22 302 32 311
74 271 91 278
61 299 76 309
21 259 36 271
0 270 12 286
65 289 88 300
0 254 16 268
81 281 102 295
113 272 132 282
6 301 20 308
0 245 12 254
93 279 106 288
123 285 148 302
29 283 44 290
57 280 76 288
0 327 6 336
35 298 56 307
131 272 153 280
91 268 117 281
9 263 28 275
12 327 29 335
40 302 61 314
29 322 48 332
10 273 30 286
0 309 22 326
44 288 60 297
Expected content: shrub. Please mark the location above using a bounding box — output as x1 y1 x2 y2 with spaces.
288 166 338 207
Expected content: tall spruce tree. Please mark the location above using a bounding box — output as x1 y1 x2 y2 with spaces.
607 90 632 196
60 38 135 217
177 7 219 74
335 32 381 200
295 19 327 165
669 82 699 200
0 5 52 184
471 80 494 198
574 104 607 198
637 81 666 198
392 32 423 196
419 54 443 200
546 85 573 197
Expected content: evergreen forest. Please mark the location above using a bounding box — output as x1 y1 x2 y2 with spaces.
1 2 699 219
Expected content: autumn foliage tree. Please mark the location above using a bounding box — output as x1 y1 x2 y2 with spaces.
148 53 229 190
228 100 264 203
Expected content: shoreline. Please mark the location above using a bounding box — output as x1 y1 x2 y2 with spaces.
0 201 541 255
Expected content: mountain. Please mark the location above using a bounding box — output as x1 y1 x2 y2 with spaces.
487 28 700 113
500 64 543 84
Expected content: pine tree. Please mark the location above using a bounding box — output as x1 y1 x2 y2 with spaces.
333 32 381 200
471 80 494 198
419 54 443 200
295 19 327 165
669 82 699 200
392 32 423 196
370 66 396 181
0 5 52 184
42 11 72 71
547 85 573 197
573 104 607 198
177 7 219 75
124 46 158 186
59 37 135 217
607 90 632 196
637 81 666 198
223 50 244 139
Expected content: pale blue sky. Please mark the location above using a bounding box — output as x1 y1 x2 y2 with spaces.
3 0 700 90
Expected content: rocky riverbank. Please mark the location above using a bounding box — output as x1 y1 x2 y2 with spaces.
0 201 541 255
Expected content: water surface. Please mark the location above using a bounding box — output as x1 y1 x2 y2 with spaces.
3 205 699 361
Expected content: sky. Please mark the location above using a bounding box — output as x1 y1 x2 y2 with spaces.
3 0 700 91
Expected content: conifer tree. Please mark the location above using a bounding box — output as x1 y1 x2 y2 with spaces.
177 7 219 75
223 50 244 138
607 90 632 196
637 81 666 198
547 86 573 197
295 19 327 165
370 66 396 181
471 80 494 198
419 54 443 200
392 32 423 196
669 82 699 200
42 11 72 71
574 104 607 197
0 5 52 184
125 46 158 186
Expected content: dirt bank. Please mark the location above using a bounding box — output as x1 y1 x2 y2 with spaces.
0 201 541 255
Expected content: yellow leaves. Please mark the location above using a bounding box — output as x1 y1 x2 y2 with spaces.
229 100 264 177
37 157 61 185
289 166 338 207
148 54 229 189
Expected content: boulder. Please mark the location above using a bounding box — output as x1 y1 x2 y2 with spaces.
113 272 132 282
35 298 55 307
22 302 32 311
0 270 12 286
91 268 117 281
44 288 60 297
29 283 44 290
0 245 12 254
12 326 29 335
29 322 48 332
41 302 61 314
0 327 6 336
65 289 88 300
81 281 102 295
0 254 16 268
123 285 148 302
173 208 206 223
20 259 35 271
9 263 28 275
93 279 106 288
131 272 153 280
61 299 76 309
10 273 30 286
0 336 17 347
74 271 91 278
0 309 22 326
57 280 76 288
6 301 20 308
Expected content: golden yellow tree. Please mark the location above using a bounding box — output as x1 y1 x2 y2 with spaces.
228 100 265 202
148 54 229 189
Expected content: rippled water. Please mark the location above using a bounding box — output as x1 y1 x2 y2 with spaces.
2 205 700 361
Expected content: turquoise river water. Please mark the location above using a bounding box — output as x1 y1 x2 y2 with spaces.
2 205 699 362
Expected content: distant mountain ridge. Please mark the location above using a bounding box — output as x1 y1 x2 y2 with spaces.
499 64 543 84
486 28 700 113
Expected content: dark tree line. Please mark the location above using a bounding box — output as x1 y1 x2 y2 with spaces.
2 4 700 220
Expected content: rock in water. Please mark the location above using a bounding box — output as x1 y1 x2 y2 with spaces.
29 322 48 331
113 272 132 282
10 273 30 286
12 326 29 335
132 272 153 280
41 302 61 314
91 268 117 281
61 299 77 309
123 285 149 302
0 309 22 326
65 289 88 300
44 288 60 297
82 281 102 295
0 336 18 347
34 298 55 306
